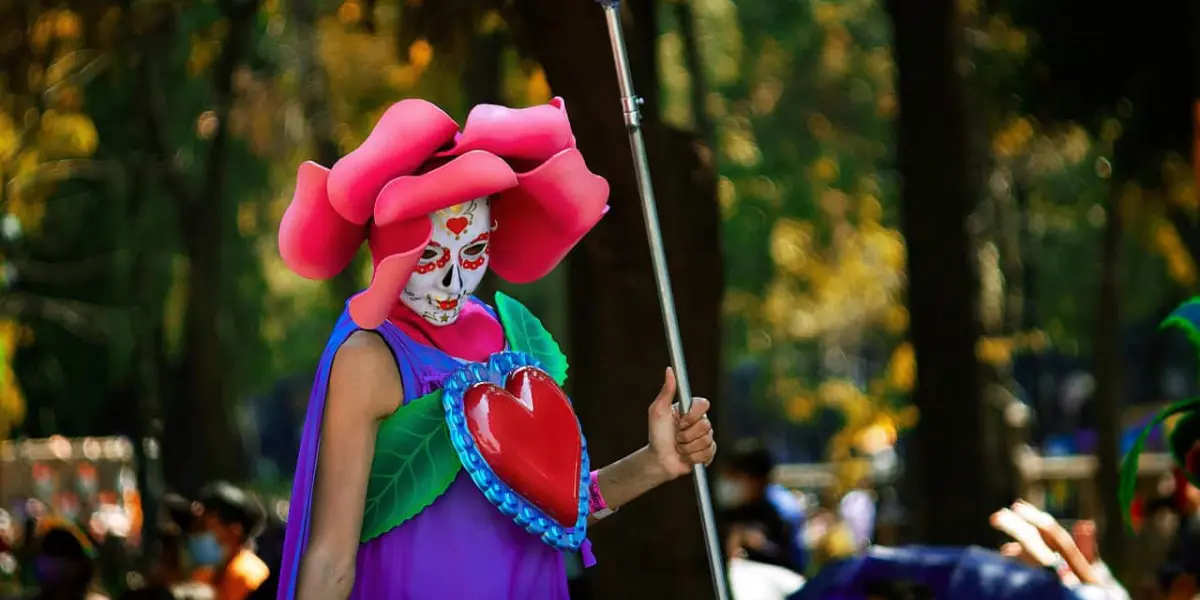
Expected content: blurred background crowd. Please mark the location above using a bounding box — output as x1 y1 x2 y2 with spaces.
0 0 1197 597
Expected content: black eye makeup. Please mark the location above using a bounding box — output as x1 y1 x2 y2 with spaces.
462 242 488 257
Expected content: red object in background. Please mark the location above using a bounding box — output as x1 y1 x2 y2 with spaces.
1194 101 1200 195
462 366 583 526
1129 496 1145 531
1174 467 1191 511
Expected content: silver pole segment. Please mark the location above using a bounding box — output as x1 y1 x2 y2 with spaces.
600 5 731 599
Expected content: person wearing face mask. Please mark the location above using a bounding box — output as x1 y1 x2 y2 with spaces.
718 439 807 574
189 483 268 600
26 520 107 600
273 98 719 600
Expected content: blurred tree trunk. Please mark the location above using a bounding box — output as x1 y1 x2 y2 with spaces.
290 0 363 305
1094 181 1126 572
888 0 993 545
126 0 172 561
144 0 258 490
513 1 722 598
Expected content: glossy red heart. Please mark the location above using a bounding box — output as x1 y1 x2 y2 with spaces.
445 216 469 236
463 366 582 526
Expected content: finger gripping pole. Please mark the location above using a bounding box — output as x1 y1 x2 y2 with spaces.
597 4 732 600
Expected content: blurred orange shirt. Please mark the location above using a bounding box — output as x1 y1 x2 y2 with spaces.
193 548 270 600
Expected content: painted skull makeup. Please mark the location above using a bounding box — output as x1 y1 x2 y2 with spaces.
401 198 493 325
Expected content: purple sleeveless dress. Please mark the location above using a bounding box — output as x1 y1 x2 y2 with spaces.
277 303 572 599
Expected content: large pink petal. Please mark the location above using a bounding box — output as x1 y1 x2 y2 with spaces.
278 162 365 279
351 218 433 329
490 148 610 283
374 151 519 226
434 98 574 162
328 99 460 225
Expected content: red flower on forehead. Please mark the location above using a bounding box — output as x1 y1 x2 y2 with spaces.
278 97 610 329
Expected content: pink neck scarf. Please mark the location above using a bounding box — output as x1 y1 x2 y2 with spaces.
388 299 505 363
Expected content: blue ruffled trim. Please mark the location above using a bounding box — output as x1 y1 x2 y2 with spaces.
442 351 591 551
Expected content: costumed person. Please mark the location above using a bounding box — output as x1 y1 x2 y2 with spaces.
1121 298 1200 600
274 97 718 600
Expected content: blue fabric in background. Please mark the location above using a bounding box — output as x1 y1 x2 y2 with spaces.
789 546 1083 600
766 483 809 574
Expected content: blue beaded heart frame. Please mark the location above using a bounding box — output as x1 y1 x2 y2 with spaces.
441 351 590 551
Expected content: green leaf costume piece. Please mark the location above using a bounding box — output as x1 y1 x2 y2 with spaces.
1120 297 1200 531
360 389 460 542
358 294 570 542
494 291 569 385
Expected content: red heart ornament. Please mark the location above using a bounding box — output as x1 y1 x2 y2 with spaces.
445 216 469 236
463 366 582 526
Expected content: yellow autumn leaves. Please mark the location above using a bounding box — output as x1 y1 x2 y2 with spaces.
763 192 906 341
0 7 101 437
0 322 27 437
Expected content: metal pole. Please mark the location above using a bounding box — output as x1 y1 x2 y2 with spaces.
597 3 730 598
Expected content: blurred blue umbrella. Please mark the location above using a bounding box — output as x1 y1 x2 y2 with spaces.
790 546 1082 600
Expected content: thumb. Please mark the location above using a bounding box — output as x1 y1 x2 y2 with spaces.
652 367 677 411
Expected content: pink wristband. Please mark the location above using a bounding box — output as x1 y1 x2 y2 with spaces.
588 470 610 515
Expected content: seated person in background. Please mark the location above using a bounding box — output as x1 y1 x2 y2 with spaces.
189 483 268 600
717 439 808 573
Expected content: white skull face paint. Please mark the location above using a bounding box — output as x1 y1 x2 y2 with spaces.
401 198 493 325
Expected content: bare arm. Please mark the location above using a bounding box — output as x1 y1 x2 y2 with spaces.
590 446 671 520
295 331 401 600
590 368 715 523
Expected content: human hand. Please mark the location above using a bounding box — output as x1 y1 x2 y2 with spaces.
647 367 717 479
992 507 1058 567
991 500 1100 586
1010 501 1099 585
1071 519 1098 565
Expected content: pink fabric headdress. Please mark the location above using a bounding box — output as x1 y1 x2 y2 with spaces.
278 97 611 329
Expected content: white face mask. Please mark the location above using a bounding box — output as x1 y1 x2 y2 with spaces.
401 198 493 326
716 479 750 508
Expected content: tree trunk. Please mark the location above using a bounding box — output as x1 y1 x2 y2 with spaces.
149 0 259 490
513 1 723 597
290 0 362 305
888 0 992 545
1094 182 1126 573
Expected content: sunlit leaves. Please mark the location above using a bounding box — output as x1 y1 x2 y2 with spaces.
718 117 761 168
0 320 27 438
1150 215 1197 287
992 116 1034 159
525 68 551 105
36 110 98 157
0 6 105 435
692 0 909 461
886 343 914 391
